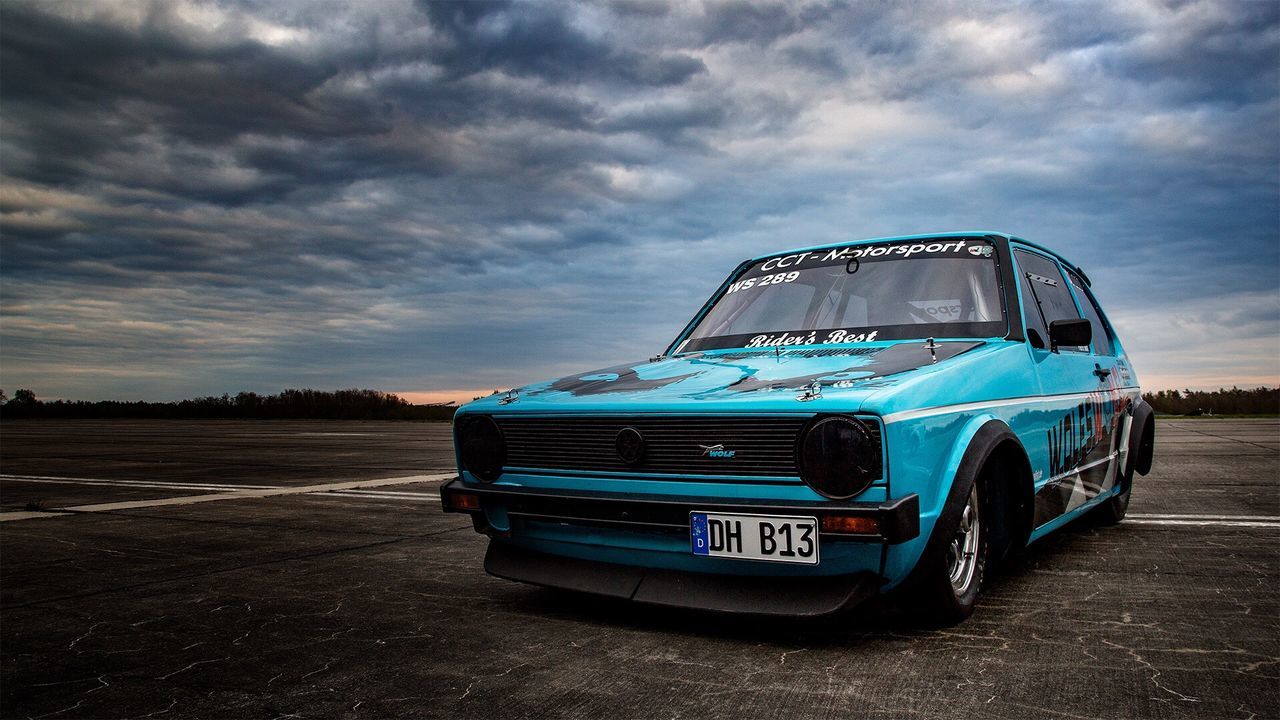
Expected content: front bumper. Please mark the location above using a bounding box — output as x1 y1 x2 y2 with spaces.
440 478 919 544
441 478 920 615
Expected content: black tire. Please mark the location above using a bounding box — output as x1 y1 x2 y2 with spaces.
897 421 1025 627
1091 469 1132 526
907 471 990 626
1095 405 1151 526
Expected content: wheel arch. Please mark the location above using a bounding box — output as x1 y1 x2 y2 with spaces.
891 415 1034 603
939 417 1034 563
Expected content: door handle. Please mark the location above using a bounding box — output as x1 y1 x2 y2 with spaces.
1093 363 1111 381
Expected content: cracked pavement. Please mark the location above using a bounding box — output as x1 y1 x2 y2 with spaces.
0 418 1276 719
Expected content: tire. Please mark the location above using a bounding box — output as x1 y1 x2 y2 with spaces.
1091 471 1132 526
908 474 990 626
1095 404 1151 526
898 422 1023 627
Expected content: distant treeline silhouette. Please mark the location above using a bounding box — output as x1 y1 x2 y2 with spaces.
1142 386 1278 416
0 388 457 421
2 386 1274 420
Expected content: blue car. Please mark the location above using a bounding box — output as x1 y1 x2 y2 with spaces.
442 232 1156 624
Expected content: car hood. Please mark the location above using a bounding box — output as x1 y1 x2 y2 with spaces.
465 340 987 413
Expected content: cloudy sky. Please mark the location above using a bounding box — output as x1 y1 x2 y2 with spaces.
1 0 1277 404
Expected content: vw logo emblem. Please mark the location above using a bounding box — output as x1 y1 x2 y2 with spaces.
615 427 645 465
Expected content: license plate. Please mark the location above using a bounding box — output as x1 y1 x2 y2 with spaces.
689 512 819 565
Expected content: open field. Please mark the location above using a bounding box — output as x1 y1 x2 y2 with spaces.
1 418 1276 719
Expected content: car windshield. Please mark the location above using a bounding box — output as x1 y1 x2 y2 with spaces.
676 238 1006 353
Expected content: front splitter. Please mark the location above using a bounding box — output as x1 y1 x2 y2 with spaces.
484 540 882 617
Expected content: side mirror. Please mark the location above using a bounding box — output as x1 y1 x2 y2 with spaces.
1048 318 1091 352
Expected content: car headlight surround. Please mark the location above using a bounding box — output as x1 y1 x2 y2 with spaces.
797 415 882 499
456 415 506 482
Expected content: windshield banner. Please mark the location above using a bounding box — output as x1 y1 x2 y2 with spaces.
752 239 994 276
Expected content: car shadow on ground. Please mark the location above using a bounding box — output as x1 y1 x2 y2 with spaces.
489 512 1112 647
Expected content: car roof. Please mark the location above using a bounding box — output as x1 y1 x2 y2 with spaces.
745 230 1083 275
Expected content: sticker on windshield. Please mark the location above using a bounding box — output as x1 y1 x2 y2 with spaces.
907 299 963 322
724 271 800 295
817 239 971 263
751 239 992 276
745 329 879 348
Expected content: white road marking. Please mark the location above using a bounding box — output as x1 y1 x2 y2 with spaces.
1124 518 1280 529
0 473 454 521
1123 513 1280 528
1 474 279 492
5 473 1274 530
1127 513 1280 522
0 510 71 521
322 488 440 497
324 490 441 501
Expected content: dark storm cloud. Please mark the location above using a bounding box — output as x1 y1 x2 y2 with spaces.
1095 1 1280 106
694 0 811 44
0 4 383 164
422 0 706 85
0 0 703 206
599 101 728 143
1 0 1277 401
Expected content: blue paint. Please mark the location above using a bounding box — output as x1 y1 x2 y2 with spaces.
453 232 1145 594
690 513 709 555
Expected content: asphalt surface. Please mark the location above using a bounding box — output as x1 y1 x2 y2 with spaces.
0 418 1276 719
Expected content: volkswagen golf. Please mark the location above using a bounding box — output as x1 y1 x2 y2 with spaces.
441 231 1155 624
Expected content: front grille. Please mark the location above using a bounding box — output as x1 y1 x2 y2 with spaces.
494 416 811 478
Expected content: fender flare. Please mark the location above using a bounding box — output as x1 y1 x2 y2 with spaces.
1130 400 1155 477
921 417 1032 571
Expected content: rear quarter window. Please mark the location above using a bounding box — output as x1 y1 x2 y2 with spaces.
1065 269 1115 356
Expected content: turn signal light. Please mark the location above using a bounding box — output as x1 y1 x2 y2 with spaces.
821 515 879 535
449 493 481 511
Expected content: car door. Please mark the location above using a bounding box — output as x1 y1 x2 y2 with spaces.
1063 267 1138 480
1011 247 1123 529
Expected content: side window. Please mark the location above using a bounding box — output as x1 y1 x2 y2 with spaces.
1013 249 1086 352
1065 270 1114 356
1016 271 1049 348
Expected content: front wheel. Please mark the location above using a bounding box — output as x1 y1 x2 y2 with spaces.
947 486 983 595
908 480 989 626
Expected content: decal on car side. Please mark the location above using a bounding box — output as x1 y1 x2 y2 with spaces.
1032 373 1133 526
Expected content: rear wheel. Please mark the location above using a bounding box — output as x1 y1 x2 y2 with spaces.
1092 465 1133 526
1094 410 1148 526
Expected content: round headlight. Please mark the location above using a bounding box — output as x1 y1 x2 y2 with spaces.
457 415 506 482
797 416 880 499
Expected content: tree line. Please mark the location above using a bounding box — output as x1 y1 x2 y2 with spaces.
1 386 1273 420
1142 387 1278 416
0 388 458 421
